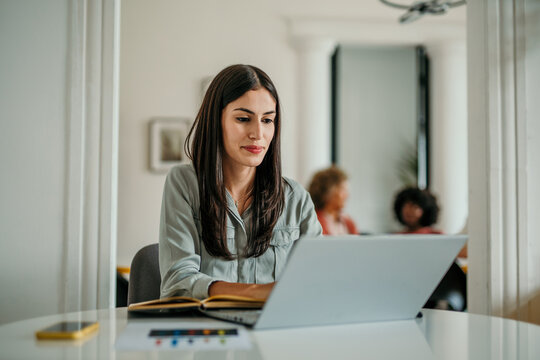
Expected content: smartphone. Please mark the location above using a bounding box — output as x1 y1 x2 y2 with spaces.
35 321 99 340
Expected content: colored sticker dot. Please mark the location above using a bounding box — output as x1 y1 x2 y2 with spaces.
171 339 178 347
155 339 161 346
203 329 211 335
220 338 226 344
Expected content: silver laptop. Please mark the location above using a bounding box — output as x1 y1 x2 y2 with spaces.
205 234 467 330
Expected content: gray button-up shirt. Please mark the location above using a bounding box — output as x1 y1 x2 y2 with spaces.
159 164 322 299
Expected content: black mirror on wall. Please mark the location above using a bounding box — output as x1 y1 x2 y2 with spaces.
331 45 430 189
416 46 430 190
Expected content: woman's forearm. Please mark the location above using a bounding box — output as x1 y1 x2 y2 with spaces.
208 281 275 300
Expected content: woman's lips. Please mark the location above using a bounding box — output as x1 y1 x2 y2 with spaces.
242 145 264 154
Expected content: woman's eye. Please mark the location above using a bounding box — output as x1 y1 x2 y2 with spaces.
262 118 274 124
236 117 250 122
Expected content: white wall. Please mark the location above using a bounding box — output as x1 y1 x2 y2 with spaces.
118 0 299 267
0 0 68 324
337 46 417 233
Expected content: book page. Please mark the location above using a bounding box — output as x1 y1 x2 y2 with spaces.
128 296 201 311
201 295 265 309
203 295 265 303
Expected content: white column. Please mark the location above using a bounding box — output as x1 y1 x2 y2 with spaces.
64 0 119 313
522 0 540 325
426 42 468 234
293 37 337 186
467 0 540 324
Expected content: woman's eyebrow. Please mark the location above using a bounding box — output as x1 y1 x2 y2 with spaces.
233 107 254 114
233 107 275 115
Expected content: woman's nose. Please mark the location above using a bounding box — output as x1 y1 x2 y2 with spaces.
249 121 263 140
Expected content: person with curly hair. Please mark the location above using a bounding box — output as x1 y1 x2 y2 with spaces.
308 166 359 235
393 187 468 311
393 186 468 256
393 186 442 234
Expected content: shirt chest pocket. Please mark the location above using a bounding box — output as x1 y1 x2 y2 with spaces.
256 227 300 283
226 226 237 255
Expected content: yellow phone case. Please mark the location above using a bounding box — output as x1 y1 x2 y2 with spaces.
35 322 99 340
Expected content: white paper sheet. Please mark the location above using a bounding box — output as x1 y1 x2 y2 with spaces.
115 321 252 351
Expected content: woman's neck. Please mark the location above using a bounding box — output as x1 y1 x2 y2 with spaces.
223 163 256 206
406 224 423 232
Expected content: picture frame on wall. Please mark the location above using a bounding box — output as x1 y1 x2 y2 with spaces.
149 117 191 173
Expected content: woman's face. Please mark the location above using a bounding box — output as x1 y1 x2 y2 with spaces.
326 181 349 211
401 201 423 227
221 88 276 171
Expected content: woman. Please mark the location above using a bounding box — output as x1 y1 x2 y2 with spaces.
159 64 322 301
393 187 442 234
308 166 359 235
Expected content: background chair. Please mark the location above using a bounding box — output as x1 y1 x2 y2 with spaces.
424 261 467 311
116 271 129 307
127 243 161 305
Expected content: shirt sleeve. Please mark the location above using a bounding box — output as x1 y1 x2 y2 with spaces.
299 186 323 237
158 166 215 299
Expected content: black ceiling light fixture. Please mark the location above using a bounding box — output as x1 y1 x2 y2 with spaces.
380 0 466 24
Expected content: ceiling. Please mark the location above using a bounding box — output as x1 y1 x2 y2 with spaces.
273 0 466 24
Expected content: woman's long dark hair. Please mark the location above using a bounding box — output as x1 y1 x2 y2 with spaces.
185 64 284 260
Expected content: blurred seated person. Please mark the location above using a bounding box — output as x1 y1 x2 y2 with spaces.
393 186 467 258
393 186 442 234
308 166 359 235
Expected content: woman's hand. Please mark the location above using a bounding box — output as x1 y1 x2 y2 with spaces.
208 281 275 300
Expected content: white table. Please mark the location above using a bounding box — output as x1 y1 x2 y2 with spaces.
1 308 539 359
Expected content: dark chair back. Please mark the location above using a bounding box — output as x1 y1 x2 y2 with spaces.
127 243 161 305
424 261 467 311
116 271 129 307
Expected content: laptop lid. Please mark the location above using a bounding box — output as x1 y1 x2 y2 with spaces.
254 234 467 330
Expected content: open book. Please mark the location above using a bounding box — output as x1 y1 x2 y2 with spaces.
128 294 265 314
